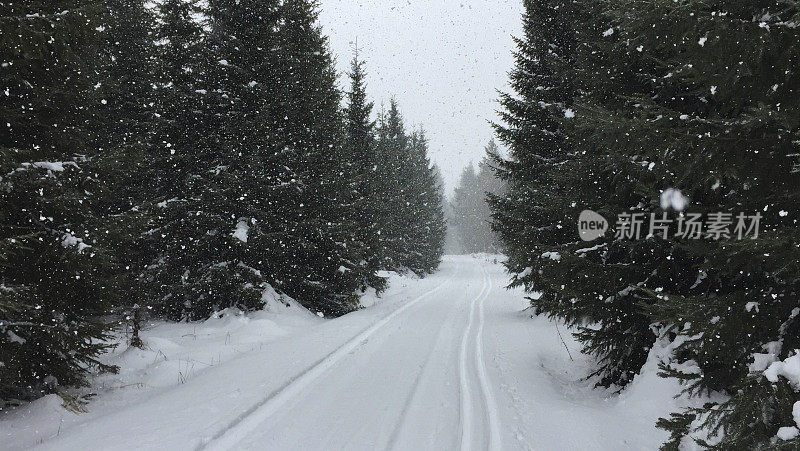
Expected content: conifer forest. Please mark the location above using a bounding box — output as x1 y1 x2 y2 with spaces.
1 1 799 450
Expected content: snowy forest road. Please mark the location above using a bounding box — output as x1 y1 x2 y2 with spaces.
204 257 503 451
29 256 682 450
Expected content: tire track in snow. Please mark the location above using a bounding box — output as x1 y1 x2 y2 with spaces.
198 272 456 451
458 264 490 451
475 262 502 451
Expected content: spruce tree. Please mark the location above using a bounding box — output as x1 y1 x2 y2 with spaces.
253 0 372 315
374 102 444 274
475 141 505 253
490 0 579 285
405 130 446 273
591 1 800 447
554 0 800 445
496 0 800 446
492 0 654 389
375 100 413 271
203 0 373 316
90 0 159 336
494 0 679 389
343 52 385 292
453 163 480 251
139 0 265 320
0 0 116 400
452 141 504 253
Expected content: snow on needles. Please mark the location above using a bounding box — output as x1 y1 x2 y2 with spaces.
21 161 79 172
660 188 689 211
764 353 800 441
233 218 250 243
62 232 92 253
765 353 800 388
541 251 561 261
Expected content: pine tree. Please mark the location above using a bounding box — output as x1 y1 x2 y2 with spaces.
589 1 800 447
90 0 159 339
374 102 444 274
138 0 265 320
0 0 116 400
375 100 413 271
202 0 373 316
405 130 446 273
452 141 504 253
497 0 800 446
343 52 386 292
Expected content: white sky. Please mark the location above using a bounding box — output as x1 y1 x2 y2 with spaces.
317 0 523 196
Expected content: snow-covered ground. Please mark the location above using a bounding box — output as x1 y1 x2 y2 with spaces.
2 255 702 450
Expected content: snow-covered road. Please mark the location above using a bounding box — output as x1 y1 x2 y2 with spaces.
10 256 692 450
206 256 501 451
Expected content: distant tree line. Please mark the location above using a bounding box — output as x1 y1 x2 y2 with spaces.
0 0 444 402
494 0 800 448
449 140 505 254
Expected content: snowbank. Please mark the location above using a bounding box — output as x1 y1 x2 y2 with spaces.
0 286 321 450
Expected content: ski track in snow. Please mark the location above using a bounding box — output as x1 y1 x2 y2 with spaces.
457 264 484 451
475 263 502 451
199 271 457 451
384 298 457 451
459 261 501 451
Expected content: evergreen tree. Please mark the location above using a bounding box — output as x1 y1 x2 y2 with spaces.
201 0 373 316
493 0 673 389
553 0 800 446
138 0 265 320
90 0 159 338
375 100 413 270
490 0 579 289
96 0 156 146
452 164 480 252
452 140 504 253
375 100 446 276
343 52 386 292
374 102 444 275
496 0 800 447
592 1 800 448
0 0 116 400
252 0 373 315
405 130 446 273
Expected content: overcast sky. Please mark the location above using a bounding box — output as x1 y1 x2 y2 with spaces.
317 0 523 196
